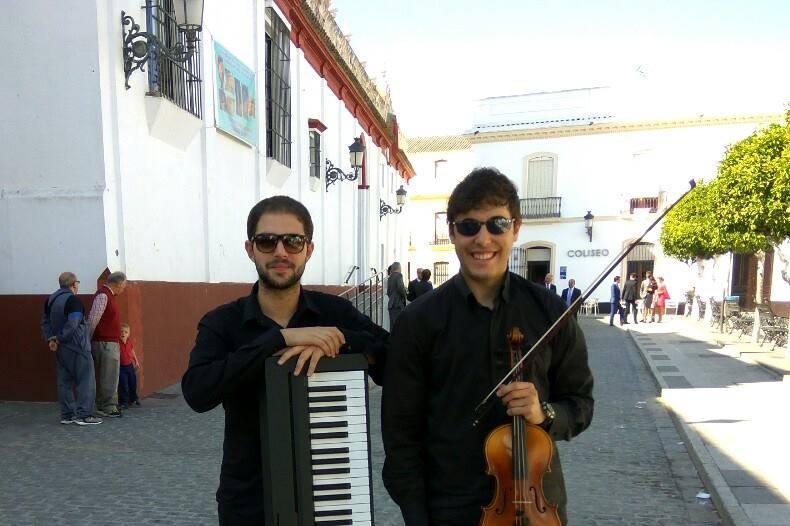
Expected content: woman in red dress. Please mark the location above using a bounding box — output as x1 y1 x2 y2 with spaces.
655 277 670 323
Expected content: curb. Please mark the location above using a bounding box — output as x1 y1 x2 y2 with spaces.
627 330 754 526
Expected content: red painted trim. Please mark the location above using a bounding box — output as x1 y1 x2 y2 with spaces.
308 118 327 133
272 0 414 180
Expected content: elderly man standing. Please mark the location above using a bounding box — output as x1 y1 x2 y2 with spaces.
41 272 102 425
87 271 127 418
387 262 407 330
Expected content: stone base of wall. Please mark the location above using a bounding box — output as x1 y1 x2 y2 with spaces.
0 281 351 402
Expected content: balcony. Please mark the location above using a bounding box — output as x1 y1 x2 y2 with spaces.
629 196 659 214
429 237 452 245
520 197 562 219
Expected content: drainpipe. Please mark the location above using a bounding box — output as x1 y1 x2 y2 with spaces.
357 134 369 286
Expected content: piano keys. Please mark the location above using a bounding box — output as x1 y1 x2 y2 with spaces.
260 353 375 526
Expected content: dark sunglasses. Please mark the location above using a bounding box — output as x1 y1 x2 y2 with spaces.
449 216 515 237
251 233 309 254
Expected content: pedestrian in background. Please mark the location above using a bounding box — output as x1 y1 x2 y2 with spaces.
609 275 626 326
643 275 657 323
622 272 640 324
387 262 407 330
654 277 670 323
87 271 127 418
561 278 581 316
640 271 654 322
40 272 102 426
543 272 557 294
407 267 423 302
118 323 141 409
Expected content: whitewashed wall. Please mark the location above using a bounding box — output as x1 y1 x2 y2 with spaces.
0 0 407 293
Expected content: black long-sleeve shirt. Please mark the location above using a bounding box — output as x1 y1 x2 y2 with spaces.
382 272 594 526
181 283 388 520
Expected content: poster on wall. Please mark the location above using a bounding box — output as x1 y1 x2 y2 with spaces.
213 41 258 147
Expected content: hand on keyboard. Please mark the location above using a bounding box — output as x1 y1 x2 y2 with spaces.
276 345 336 376
280 327 346 356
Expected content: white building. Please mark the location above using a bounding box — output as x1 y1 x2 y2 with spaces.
404 87 788 315
0 0 414 400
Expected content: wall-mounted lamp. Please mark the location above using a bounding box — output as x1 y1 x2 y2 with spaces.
583 210 594 242
380 186 408 219
121 0 205 89
326 137 364 190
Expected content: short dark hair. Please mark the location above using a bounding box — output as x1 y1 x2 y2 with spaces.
447 167 520 224
421 268 431 281
247 196 314 240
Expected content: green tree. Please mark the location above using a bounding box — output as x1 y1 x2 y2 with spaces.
661 112 790 262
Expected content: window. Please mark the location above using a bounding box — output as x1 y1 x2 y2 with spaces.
434 159 447 180
147 0 203 118
309 131 321 181
524 154 556 198
266 8 291 166
434 262 449 286
434 212 449 244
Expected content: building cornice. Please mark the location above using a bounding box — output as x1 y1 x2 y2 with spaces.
274 0 415 179
470 113 783 144
409 193 450 202
406 114 783 152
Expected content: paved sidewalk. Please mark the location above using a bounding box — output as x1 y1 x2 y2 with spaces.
625 316 790 526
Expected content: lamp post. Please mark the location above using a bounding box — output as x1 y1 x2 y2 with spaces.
326 138 363 190
584 211 594 242
381 186 408 219
121 0 205 89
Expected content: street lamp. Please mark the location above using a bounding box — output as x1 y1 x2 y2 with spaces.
326 137 364 190
121 0 205 89
381 186 408 219
583 210 594 242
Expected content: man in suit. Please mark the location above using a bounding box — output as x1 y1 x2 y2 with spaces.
561 278 582 314
543 273 557 294
622 272 640 324
387 262 408 330
609 275 626 326
407 268 423 302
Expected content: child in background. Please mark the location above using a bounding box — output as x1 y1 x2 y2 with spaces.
119 323 141 409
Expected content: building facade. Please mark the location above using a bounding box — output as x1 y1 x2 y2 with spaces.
405 87 788 315
0 0 414 400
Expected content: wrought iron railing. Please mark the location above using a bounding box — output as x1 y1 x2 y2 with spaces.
520 197 562 219
629 197 659 213
146 0 203 118
339 272 385 327
429 237 451 245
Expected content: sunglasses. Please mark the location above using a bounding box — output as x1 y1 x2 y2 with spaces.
251 233 309 254
449 216 515 237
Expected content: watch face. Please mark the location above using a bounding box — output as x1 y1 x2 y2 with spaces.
543 402 556 420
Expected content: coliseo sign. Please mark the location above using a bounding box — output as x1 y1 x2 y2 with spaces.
567 249 609 257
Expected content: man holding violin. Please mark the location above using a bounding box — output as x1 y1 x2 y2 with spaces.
382 168 595 526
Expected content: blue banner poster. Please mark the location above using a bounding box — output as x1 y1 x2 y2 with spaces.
214 41 258 146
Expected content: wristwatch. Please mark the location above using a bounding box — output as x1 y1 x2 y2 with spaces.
540 401 556 429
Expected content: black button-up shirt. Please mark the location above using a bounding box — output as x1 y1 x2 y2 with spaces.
382 272 594 526
181 283 388 519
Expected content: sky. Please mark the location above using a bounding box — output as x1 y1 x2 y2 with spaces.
331 0 790 136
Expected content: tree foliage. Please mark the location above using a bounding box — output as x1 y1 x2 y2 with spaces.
661 111 790 261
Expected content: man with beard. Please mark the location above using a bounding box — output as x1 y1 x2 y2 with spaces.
182 195 388 526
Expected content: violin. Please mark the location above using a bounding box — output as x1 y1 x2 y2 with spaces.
480 327 561 526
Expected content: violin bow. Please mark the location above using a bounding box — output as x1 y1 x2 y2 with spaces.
472 180 697 427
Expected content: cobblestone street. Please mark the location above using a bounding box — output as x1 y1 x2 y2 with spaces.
0 318 721 525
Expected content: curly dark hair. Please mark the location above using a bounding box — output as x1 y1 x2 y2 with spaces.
446 167 520 224
246 196 314 240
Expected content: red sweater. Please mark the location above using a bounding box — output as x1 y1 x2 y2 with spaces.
120 339 135 366
91 286 121 343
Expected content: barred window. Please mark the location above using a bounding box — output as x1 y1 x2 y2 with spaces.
309 131 321 181
147 0 203 118
266 9 291 167
434 262 449 286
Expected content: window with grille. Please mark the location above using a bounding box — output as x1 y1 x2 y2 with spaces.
434 262 449 286
434 212 449 244
266 9 291 166
146 0 203 118
309 131 321 181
